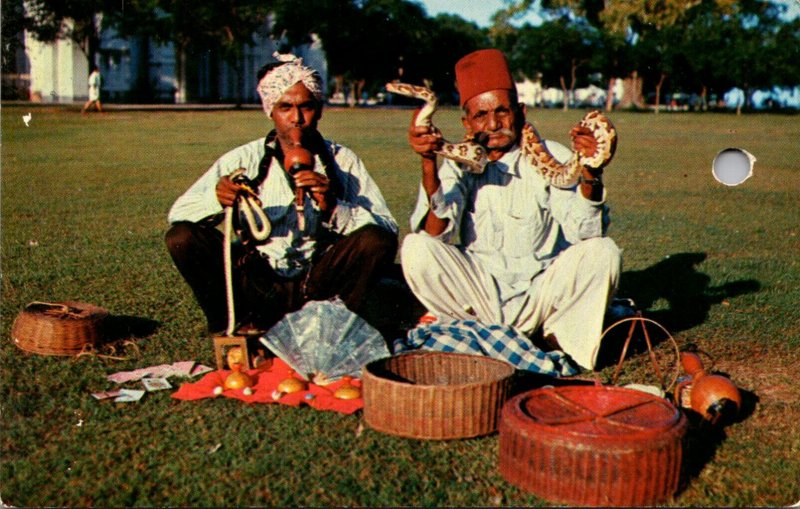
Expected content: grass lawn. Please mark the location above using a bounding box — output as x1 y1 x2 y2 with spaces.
1 104 799 507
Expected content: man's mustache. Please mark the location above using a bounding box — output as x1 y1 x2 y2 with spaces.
472 129 515 145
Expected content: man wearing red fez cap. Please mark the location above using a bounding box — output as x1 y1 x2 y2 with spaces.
454 48 516 107
400 48 623 371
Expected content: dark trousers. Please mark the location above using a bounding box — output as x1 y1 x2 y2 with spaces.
165 222 397 332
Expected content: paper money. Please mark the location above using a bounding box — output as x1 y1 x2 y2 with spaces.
114 389 146 403
142 377 172 392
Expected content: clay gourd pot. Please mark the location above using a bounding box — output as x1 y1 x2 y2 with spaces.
690 373 741 424
333 376 361 400
224 364 253 390
277 370 307 394
284 146 313 172
283 128 313 172
680 352 741 425
681 350 705 376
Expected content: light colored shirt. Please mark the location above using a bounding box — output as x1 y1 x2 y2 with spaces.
88 71 101 90
169 137 398 278
409 140 608 308
88 70 101 100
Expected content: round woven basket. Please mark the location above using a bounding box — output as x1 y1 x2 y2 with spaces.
499 385 688 506
11 301 109 356
362 351 515 439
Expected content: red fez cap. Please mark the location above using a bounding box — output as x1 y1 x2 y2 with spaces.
455 49 514 107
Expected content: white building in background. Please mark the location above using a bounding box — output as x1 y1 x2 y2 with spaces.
25 19 89 103
573 84 606 108
23 17 327 104
516 76 543 107
541 87 563 107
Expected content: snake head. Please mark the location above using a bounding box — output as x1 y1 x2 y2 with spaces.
466 131 491 147
230 172 258 198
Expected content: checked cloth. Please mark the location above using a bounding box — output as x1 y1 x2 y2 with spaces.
394 320 579 377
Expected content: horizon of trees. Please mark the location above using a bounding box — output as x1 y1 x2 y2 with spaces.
3 0 798 111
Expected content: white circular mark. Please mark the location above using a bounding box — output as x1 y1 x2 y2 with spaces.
712 148 755 186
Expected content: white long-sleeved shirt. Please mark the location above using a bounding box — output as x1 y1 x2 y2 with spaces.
169 136 398 278
409 140 608 307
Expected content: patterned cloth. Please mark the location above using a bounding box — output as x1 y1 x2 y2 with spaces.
257 52 323 115
394 320 579 377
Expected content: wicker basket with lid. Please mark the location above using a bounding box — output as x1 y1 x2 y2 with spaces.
499 384 687 506
362 351 515 439
11 301 109 356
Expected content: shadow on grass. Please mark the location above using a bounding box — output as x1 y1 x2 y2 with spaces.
619 252 761 334
103 314 160 342
679 388 759 493
594 252 763 493
370 253 762 348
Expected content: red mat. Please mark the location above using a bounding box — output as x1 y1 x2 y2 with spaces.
171 358 363 414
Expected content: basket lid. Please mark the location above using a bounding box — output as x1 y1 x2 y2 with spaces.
20 301 109 319
507 385 682 440
11 301 109 356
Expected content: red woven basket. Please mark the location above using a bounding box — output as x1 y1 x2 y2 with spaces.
499 385 687 506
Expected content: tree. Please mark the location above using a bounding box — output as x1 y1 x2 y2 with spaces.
270 0 492 105
593 30 634 111
272 0 380 102
192 1 274 105
677 1 785 113
727 1 786 112
505 18 597 110
108 0 273 104
494 0 745 111
270 0 361 95
421 14 490 103
23 0 110 70
2 0 27 74
580 0 731 110
769 18 800 92
352 0 433 94
633 23 685 112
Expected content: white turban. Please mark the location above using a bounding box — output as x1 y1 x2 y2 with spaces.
256 52 324 116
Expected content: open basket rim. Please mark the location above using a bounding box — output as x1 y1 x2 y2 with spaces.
362 351 516 391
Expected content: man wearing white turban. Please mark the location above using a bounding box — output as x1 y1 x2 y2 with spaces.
166 54 398 334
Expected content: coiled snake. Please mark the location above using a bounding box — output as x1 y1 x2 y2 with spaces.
386 82 617 188
223 169 271 336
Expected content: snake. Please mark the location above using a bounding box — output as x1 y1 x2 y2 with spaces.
385 82 617 188
386 82 488 173
223 169 271 337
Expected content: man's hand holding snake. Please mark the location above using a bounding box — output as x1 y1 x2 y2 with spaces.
408 109 443 160
570 125 603 176
216 175 251 208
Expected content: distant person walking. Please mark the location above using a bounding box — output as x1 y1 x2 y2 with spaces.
81 65 103 114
